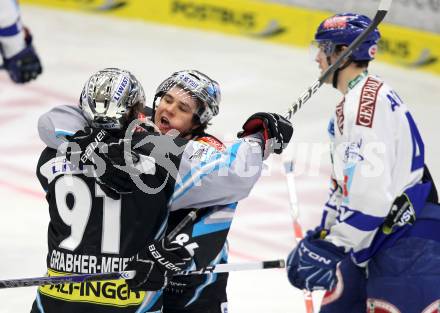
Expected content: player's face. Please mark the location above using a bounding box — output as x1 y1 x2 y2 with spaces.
315 48 330 72
315 47 337 84
154 86 199 136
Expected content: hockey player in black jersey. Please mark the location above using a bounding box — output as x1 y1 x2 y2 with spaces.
34 68 293 313
32 68 191 313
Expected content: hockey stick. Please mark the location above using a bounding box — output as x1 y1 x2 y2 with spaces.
0 210 198 290
283 160 315 313
165 209 197 241
284 0 393 120
0 259 285 289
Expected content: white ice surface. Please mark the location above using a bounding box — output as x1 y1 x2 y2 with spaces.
0 5 440 313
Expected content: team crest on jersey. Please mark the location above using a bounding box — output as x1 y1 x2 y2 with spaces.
344 139 364 164
367 298 401 313
356 77 383 128
197 136 226 152
335 99 345 134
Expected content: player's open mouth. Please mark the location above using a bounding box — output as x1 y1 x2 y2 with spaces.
160 116 170 126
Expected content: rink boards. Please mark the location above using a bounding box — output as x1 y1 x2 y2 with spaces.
21 0 440 76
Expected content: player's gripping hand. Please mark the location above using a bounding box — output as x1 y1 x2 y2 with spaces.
95 140 141 199
2 28 42 83
65 127 110 166
66 128 142 199
237 112 293 158
286 236 345 291
126 239 192 291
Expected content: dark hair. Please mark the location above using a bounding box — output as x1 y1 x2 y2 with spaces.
127 101 145 123
335 45 370 68
189 98 210 137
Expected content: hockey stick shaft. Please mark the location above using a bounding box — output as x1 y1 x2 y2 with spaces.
0 259 285 289
166 210 197 241
283 160 314 313
284 0 393 120
0 210 198 290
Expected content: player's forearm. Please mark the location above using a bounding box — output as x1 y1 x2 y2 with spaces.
38 105 88 149
0 0 26 58
169 137 263 210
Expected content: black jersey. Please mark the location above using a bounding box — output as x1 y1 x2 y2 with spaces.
163 207 230 313
36 105 263 313
33 146 173 313
163 134 232 313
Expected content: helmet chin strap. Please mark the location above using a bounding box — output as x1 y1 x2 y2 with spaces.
328 55 353 89
151 95 160 123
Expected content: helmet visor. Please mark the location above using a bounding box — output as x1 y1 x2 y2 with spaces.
311 40 336 58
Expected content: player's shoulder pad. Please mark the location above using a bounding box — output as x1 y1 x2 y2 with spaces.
195 134 226 151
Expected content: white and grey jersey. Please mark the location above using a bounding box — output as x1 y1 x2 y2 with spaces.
37 105 264 211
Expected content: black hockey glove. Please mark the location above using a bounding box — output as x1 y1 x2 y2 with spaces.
238 112 293 158
65 127 126 199
126 239 192 291
65 127 110 166
95 140 141 200
2 27 42 84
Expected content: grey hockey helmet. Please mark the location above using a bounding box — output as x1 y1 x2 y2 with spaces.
80 68 146 129
155 70 221 124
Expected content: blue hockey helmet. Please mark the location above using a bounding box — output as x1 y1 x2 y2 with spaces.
314 13 381 61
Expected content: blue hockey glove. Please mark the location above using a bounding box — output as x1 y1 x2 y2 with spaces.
126 238 192 291
286 236 346 291
305 226 328 240
2 28 42 83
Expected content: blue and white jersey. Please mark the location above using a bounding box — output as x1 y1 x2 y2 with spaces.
0 0 26 58
38 105 264 211
321 73 429 266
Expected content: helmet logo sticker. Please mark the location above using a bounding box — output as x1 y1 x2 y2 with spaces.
368 44 378 58
113 75 129 101
323 16 349 30
178 74 199 89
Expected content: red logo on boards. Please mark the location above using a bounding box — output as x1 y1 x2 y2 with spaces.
356 77 383 128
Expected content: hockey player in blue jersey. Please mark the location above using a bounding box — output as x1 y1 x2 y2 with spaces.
37 69 293 313
286 13 440 313
0 0 42 83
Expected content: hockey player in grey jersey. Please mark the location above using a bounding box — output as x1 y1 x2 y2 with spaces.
36 68 293 313
0 0 42 83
